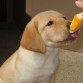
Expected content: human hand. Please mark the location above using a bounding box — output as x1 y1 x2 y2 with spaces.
75 0 83 9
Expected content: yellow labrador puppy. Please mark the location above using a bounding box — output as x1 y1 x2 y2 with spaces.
0 11 78 83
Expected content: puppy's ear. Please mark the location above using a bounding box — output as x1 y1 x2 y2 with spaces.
20 20 46 53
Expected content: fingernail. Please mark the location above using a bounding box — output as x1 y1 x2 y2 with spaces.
75 1 80 4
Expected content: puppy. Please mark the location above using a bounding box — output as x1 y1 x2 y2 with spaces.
0 11 78 83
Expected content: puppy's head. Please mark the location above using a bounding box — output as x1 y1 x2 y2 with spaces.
21 11 78 53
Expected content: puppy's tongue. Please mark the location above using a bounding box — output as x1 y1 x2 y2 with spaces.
71 33 79 38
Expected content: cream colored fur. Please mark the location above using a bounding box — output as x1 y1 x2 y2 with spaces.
0 10 73 83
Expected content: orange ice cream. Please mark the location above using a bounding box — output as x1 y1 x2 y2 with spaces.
70 12 83 33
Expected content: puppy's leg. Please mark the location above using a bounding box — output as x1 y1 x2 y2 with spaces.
39 75 55 83
49 73 56 83
38 77 52 83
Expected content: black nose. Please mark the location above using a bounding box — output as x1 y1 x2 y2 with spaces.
67 22 71 30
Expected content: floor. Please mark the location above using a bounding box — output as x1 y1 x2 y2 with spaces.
55 49 83 83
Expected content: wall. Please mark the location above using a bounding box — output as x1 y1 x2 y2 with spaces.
26 0 83 53
7 0 13 22
13 0 31 32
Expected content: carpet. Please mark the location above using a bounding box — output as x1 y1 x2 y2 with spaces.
55 49 83 83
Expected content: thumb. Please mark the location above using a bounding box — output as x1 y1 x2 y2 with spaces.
75 1 83 9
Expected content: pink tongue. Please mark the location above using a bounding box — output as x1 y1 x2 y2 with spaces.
71 33 79 38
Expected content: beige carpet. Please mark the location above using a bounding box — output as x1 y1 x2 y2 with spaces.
55 49 83 83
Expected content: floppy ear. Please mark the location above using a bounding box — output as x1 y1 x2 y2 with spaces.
20 20 46 53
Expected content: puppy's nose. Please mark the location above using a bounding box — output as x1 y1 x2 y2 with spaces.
67 22 71 30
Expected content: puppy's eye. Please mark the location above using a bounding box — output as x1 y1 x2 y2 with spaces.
46 21 53 26
63 17 67 20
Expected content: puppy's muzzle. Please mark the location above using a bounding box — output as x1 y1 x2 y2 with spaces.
66 22 79 40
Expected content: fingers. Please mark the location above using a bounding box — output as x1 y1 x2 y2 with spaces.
75 1 83 9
